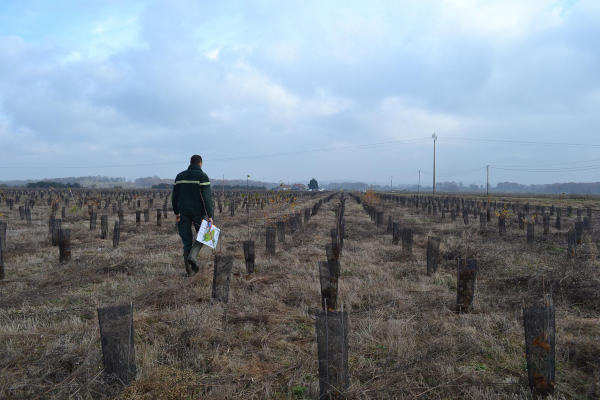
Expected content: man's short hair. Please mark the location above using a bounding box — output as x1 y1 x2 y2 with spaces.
190 155 202 165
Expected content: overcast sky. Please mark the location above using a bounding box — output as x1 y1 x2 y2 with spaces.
1 0 599 186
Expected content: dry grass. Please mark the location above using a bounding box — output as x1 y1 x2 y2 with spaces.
0 191 599 399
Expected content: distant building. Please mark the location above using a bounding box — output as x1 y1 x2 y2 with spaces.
292 183 306 191
273 184 292 191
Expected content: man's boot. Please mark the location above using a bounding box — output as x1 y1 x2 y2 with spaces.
187 241 203 273
183 251 195 277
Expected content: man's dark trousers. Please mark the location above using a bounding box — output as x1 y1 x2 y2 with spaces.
178 214 204 252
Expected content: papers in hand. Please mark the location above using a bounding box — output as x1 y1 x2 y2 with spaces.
196 220 220 249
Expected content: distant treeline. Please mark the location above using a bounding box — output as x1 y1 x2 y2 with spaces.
39 176 125 184
26 181 81 188
432 181 600 194
388 181 600 194
217 185 268 191
325 180 600 195
495 181 600 194
151 183 268 190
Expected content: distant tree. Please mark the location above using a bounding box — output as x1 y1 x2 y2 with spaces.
152 183 173 189
135 176 172 188
308 178 319 190
207 185 266 190
437 181 460 192
26 181 80 189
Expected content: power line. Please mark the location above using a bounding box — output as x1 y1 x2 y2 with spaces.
417 167 485 179
492 157 600 168
421 155 600 180
491 164 600 173
391 171 420 182
436 166 486 178
442 137 600 148
3 135 600 179
0 137 431 170
207 138 430 162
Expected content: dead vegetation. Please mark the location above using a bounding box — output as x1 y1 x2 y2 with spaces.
0 190 599 399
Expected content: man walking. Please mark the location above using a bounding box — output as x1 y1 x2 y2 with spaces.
172 155 214 276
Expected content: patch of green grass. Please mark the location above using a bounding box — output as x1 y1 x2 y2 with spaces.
80 312 93 321
295 323 312 336
240 330 251 338
433 274 453 288
376 344 387 351
292 385 307 398
556 358 566 375
548 245 565 253
470 362 488 372
520 359 528 372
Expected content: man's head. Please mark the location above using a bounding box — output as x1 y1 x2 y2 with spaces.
190 155 202 167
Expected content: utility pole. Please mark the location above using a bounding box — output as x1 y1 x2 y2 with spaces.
246 175 250 239
486 165 489 199
418 170 420 194
432 132 437 195
391 175 393 192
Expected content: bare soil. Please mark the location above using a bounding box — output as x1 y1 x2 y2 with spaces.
0 191 599 399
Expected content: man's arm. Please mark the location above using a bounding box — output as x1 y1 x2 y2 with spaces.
201 175 214 219
172 177 180 216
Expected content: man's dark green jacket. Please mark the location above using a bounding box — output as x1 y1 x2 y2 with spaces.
172 164 213 217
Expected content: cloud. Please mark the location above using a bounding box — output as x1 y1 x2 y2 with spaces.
204 47 221 60
366 97 466 139
0 0 599 185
